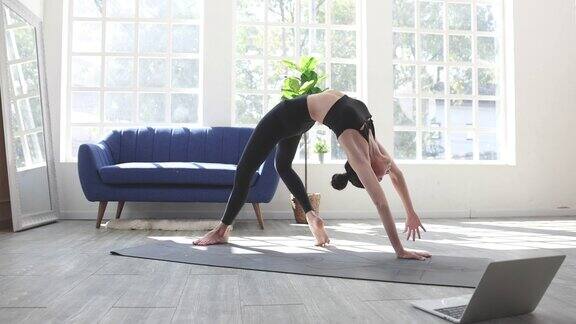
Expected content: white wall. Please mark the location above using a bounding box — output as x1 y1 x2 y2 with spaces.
39 0 576 221
18 0 42 18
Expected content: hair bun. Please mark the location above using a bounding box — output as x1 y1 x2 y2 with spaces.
331 173 349 190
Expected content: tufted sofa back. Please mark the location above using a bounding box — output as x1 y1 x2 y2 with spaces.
101 127 255 164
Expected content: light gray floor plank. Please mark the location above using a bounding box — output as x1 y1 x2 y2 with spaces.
21 274 140 323
239 271 303 306
242 304 313 324
171 274 242 323
101 307 176 324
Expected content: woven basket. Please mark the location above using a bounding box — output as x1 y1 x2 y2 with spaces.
290 193 321 224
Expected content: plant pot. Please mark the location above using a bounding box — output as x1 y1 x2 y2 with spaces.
290 192 321 224
318 153 325 163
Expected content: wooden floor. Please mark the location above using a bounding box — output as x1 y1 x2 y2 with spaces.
0 217 575 324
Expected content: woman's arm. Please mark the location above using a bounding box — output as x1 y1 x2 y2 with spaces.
376 140 427 241
375 141 415 213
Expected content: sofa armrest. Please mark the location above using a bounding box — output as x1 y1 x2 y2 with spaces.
77 143 114 201
249 145 280 203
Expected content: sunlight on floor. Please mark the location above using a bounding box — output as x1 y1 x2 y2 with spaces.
147 220 576 253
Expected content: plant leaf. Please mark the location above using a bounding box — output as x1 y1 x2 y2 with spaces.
281 59 299 71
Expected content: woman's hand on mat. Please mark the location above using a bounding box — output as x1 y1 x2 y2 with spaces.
396 248 431 261
404 211 426 241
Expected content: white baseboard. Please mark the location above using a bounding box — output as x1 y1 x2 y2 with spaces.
59 208 576 221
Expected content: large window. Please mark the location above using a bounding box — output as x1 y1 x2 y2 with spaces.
233 0 362 163
66 0 203 160
392 0 507 162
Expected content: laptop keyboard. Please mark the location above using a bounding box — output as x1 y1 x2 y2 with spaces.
435 305 467 319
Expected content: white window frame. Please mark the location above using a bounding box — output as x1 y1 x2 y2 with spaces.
64 0 204 162
232 0 364 164
392 0 511 165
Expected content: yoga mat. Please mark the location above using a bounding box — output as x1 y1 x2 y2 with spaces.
111 240 491 288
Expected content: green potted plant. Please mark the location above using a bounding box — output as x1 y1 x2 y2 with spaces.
280 56 327 224
314 139 329 163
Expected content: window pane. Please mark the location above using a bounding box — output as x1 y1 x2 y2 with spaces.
71 56 101 87
331 0 355 25
392 0 415 28
235 59 264 90
105 57 134 88
478 68 498 96
267 0 295 23
301 0 326 24
267 94 282 110
330 131 346 160
13 136 25 168
478 100 497 128
139 0 169 19
9 62 39 96
26 132 44 164
172 59 199 89
6 27 36 61
139 23 169 53
171 93 198 123
236 26 265 56
18 97 42 130
331 63 356 92
393 64 415 94
139 93 167 123
172 24 199 53
449 35 471 62
106 22 135 53
479 133 498 160
422 131 445 159
299 28 326 58
420 34 444 62
449 99 473 127
447 3 471 31
420 65 445 94
139 59 168 88
450 132 473 160
419 1 443 30
331 30 356 59
104 92 134 122
393 32 415 61
267 60 289 90
394 131 416 159
106 0 135 17
268 27 295 57
68 21 93 51
477 4 497 32
478 36 498 64
235 94 264 125
70 126 100 158
393 98 416 126
237 0 265 22
172 0 201 19
421 98 445 127
71 91 100 123
449 67 472 95
73 0 103 17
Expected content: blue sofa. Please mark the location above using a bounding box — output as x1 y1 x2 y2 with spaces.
77 126 280 229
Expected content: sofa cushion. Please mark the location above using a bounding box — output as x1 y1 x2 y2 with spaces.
98 162 259 186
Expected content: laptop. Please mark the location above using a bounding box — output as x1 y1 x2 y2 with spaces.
411 255 565 323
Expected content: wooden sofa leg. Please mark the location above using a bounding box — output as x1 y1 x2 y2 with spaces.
116 201 125 219
96 201 108 228
252 203 264 230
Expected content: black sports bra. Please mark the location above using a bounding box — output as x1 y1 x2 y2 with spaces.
322 95 375 143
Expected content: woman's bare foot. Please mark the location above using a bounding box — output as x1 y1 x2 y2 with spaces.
306 211 330 246
193 223 230 246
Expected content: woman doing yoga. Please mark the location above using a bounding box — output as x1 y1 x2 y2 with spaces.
194 90 431 261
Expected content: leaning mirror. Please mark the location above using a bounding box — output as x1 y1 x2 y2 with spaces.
0 0 59 231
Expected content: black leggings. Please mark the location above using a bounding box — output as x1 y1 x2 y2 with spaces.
221 95 315 225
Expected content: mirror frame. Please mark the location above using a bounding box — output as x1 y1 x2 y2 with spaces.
0 0 59 231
